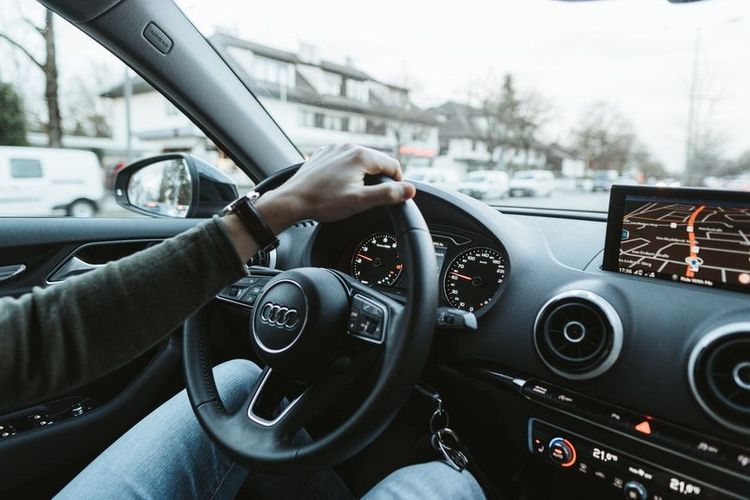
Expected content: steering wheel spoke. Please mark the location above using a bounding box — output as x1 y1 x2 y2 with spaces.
244 367 300 429
243 362 367 442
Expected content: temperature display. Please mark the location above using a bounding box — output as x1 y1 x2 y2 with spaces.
669 478 702 496
592 447 619 463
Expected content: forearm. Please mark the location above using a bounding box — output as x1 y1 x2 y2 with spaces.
0 217 247 412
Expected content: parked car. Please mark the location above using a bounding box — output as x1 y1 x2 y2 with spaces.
509 170 555 197
591 170 619 192
726 176 750 191
405 167 462 191
0 147 104 217
458 170 510 200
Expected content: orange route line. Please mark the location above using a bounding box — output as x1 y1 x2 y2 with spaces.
685 205 706 278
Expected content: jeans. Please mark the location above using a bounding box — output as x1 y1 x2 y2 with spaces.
56 359 485 499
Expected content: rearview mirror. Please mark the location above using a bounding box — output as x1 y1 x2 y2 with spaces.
114 153 239 218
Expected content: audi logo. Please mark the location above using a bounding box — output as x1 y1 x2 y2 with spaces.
259 302 300 329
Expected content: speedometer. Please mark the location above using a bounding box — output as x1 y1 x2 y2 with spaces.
444 247 506 312
351 233 403 286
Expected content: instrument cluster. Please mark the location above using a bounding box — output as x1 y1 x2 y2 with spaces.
349 230 508 314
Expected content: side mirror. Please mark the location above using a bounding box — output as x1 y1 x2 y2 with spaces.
113 153 239 218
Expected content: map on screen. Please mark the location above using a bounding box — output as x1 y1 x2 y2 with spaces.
617 196 750 291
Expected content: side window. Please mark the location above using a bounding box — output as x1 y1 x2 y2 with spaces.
10 159 43 179
0 3 253 217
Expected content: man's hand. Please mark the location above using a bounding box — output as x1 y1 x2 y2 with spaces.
257 144 416 233
223 144 416 261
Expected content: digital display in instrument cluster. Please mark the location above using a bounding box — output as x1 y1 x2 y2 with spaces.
433 238 448 273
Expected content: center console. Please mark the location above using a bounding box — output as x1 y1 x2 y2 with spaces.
520 378 749 499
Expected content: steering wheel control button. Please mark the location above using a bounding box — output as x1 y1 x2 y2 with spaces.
548 437 577 468
348 294 386 343
623 481 648 500
217 276 272 306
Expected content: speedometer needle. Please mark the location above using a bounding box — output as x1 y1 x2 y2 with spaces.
451 272 472 281
357 253 373 262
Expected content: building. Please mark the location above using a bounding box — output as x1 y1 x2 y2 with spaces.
102 33 440 165
430 101 582 176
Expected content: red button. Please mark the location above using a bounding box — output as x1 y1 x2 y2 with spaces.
634 420 652 435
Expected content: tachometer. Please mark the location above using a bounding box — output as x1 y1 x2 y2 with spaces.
351 233 403 286
444 247 506 312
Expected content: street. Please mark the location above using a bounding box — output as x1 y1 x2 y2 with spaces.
96 190 613 218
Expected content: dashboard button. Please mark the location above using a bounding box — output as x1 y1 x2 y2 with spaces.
0 423 16 439
623 481 648 500
522 381 557 403
726 447 750 474
690 439 722 461
634 420 652 436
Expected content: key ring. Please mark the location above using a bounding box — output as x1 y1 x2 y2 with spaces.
432 429 469 471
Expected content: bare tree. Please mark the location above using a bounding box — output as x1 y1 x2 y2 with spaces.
0 9 61 146
63 65 112 138
683 30 729 186
474 73 549 170
571 102 635 173
631 145 666 179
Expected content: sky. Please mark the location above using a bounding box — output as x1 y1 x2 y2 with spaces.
2 0 750 174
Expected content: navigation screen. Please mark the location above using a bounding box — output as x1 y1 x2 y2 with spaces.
604 186 750 293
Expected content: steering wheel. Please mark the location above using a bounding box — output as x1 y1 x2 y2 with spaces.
183 165 438 474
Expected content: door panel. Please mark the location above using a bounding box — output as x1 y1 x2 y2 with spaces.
0 217 202 493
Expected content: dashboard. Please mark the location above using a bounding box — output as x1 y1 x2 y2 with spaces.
248 182 750 499
303 183 750 499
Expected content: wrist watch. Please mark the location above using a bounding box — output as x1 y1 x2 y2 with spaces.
221 191 280 253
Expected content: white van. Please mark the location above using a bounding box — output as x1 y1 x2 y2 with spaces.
0 147 104 217
458 170 510 200
509 169 555 197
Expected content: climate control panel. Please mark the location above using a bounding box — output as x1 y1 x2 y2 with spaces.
529 420 743 499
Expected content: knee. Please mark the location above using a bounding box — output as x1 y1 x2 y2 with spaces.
366 461 485 499
213 359 263 413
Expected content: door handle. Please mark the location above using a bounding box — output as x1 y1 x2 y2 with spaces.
0 264 26 283
47 257 104 283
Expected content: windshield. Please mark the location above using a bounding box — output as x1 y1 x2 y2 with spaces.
178 0 750 212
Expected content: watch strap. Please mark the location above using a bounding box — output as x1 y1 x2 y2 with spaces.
224 193 279 252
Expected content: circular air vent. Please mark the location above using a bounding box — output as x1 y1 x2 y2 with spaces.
534 290 623 380
689 324 750 435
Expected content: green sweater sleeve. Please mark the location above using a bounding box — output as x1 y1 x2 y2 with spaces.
0 217 247 412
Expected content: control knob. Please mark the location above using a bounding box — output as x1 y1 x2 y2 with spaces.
548 437 577 468
623 480 648 500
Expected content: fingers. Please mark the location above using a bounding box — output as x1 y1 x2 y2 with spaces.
340 144 403 181
356 181 416 209
361 152 403 182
